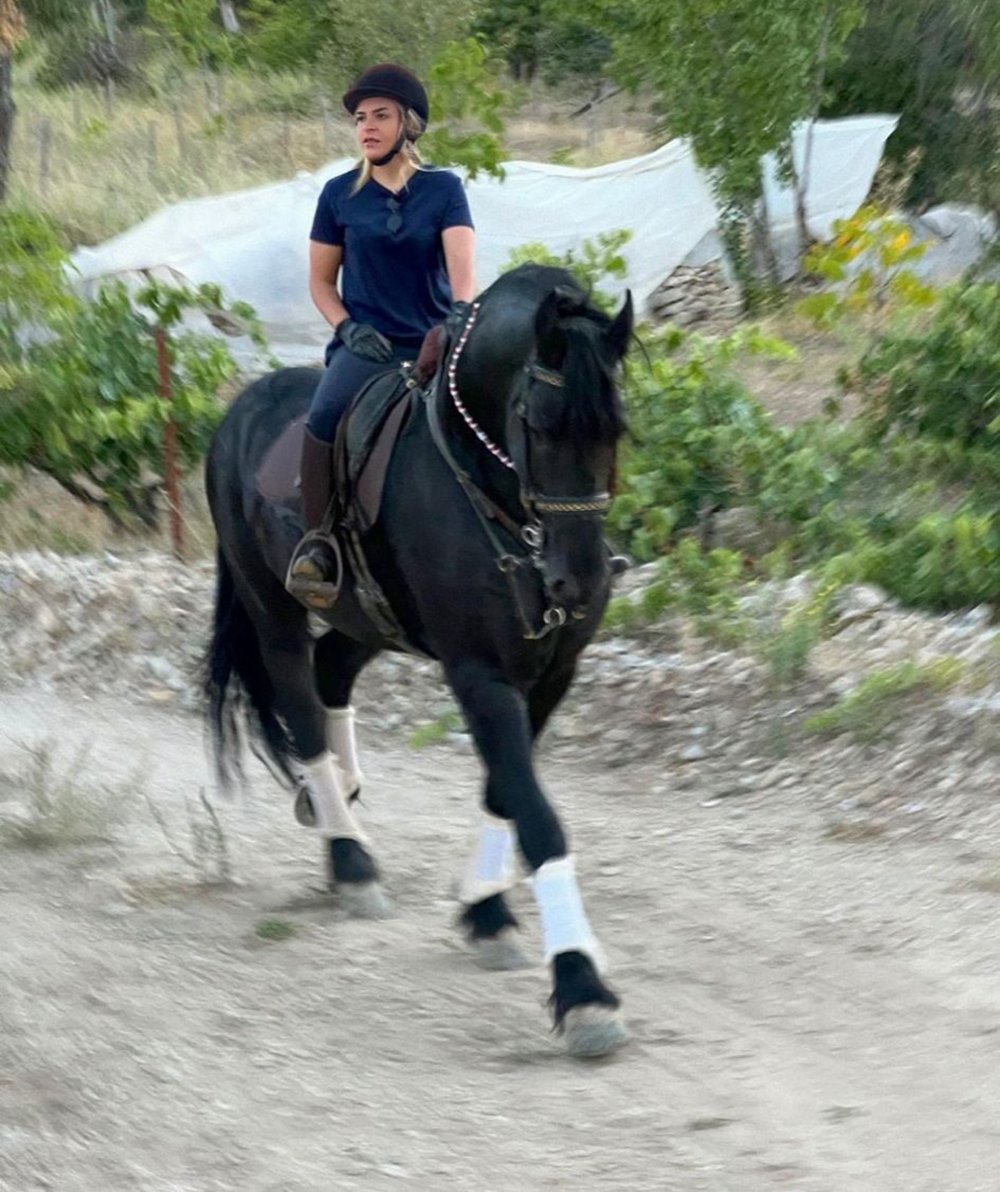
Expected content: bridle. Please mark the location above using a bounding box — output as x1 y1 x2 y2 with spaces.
446 303 612 518
514 360 613 520
425 300 613 639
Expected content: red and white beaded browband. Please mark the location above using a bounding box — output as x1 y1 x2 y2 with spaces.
446 302 517 472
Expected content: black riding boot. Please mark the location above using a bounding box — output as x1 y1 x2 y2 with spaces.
286 428 340 609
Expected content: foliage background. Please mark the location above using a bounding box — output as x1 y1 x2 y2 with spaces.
0 0 997 615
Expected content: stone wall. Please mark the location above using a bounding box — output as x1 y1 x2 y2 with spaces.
648 261 743 329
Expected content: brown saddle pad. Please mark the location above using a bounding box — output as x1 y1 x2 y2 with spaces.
255 416 306 505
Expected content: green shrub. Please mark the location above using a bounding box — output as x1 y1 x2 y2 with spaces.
0 208 74 364
609 326 791 558
505 229 631 313
851 283 1000 449
605 540 749 644
806 658 964 743
0 211 266 527
797 204 935 334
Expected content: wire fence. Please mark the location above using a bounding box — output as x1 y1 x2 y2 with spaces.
9 83 355 238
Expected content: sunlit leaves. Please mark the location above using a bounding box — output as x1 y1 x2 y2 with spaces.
0 210 265 525
420 39 508 181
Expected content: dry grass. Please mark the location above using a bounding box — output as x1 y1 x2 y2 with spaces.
0 467 217 560
8 65 660 244
502 86 658 166
736 309 857 426
142 784 233 886
8 66 357 243
0 738 133 849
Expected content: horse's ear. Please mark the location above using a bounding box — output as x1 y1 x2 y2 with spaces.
535 288 570 368
607 291 634 359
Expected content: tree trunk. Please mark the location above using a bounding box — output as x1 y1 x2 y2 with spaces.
91 0 117 48
750 191 781 292
218 0 240 34
792 8 833 262
0 51 13 205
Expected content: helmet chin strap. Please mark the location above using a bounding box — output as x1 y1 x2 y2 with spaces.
372 130 408 168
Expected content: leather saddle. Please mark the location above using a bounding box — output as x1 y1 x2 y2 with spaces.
255 365 422 650
255 365 416 533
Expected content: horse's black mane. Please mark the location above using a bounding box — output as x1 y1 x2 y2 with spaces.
481 264 627 448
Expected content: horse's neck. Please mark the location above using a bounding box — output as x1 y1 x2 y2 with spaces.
454 309 532 446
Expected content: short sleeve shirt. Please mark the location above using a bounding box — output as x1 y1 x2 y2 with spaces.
310 167 473 349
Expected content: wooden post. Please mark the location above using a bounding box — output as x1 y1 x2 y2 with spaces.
173 101 187 163
0 50 14 204
155 326 184 559
38 117 51 197
320 95 333 157
147 120 158 179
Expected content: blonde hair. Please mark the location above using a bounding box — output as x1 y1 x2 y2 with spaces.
351 107 427 194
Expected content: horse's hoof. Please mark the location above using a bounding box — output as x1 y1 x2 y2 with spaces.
563 1005 628 1059
337 881 393 920
471 928 532 971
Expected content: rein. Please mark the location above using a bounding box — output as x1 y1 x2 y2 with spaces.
425 301 610 641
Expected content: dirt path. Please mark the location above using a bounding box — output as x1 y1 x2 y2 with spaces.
1 688 998 1192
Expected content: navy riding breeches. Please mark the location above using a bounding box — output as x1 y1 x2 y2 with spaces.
306 341 415 443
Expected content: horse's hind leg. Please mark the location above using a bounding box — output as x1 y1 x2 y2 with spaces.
312 630 387 907
447 660 626 1057
247 609 386 915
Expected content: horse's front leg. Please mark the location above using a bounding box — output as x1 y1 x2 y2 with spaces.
458 778 530 971
447 660 627 1058
459 659 577 969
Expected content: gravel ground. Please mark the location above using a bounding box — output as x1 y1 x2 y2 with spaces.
1 552 998 1190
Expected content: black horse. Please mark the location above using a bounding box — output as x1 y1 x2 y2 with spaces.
204 264 633 1057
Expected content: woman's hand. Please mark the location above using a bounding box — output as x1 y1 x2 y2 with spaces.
336 318 393 362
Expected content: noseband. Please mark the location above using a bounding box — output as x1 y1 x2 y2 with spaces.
516 361 612 518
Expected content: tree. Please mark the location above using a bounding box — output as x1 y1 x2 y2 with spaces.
475 0 542 81
822 0 1000 212
237 0 343 72
420 39 507 181
22 0 147 87
147 0 232 69
610 0 864 300
475 0 614 90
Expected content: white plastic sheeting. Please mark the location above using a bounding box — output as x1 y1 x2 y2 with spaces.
72 115 898 364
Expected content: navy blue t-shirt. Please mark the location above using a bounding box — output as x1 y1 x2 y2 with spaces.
310 167 473 350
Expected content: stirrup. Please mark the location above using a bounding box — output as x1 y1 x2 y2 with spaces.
286 529 343 611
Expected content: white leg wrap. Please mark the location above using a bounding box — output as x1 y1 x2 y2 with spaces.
459 813 517 905
325 706 363 796
533 855 605 971
297 753 368 843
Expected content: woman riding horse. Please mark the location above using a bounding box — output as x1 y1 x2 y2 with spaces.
287 63 476 607
205 66 635 1058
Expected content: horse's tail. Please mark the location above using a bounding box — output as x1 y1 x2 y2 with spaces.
204 548 297 791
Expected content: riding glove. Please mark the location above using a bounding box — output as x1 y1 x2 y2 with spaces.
336 318 393 363
445 300 472 341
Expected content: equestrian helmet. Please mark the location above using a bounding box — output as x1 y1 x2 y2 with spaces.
342 64 429 133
